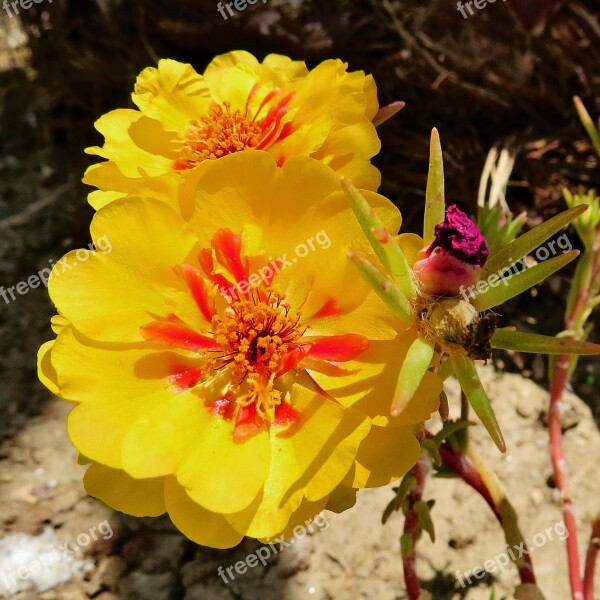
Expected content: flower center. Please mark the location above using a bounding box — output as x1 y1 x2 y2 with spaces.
210 292 305 383
140 228 370 439
174 84 295 170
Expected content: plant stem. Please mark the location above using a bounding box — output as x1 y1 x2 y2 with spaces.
403 453 430 600
549 354 584 598
439 442 536 585
549 244 600 599
584 517 600 600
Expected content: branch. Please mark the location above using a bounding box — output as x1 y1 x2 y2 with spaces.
584 516 600 600
402 454 430 600
439 442 536 585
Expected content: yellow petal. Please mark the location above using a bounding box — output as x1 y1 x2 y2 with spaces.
177 417 271 515
37 340 59 395
84 463 166 517
84 110 174 179
132 59 211 131
227 388 370 538
49 199 198 343
350 425 421 488
164 476 244 549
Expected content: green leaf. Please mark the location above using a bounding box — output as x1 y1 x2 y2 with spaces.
450 354 506 452
574 96 600 157
414 500 436 543
382 474 417 524
341 178 416 298
346 250 413 323
382 497 399 525
423 128 445 246
491 329 600 355
432 464 458 479
432 419 474 447
391 337 435 416
473 250 579 311
481 205 587 281
422 439 442 466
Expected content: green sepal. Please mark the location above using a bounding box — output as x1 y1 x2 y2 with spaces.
450 354 506 453
346 250 413 323
473 250 579 311
423 128 445 246
341 178 415 298
491 328 600 355
391 337 435 416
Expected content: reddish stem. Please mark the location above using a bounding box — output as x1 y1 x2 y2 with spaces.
584 518 600 600
439 443 536 585
549 245 600 599
549 355 584 598
403 454 429 600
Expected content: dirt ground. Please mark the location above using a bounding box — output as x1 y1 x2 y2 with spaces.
0 365 598 600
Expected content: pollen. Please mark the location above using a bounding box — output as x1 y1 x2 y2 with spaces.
210 292 305 382
174 84 295 170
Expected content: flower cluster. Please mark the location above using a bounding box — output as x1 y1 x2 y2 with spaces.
38 51 600 549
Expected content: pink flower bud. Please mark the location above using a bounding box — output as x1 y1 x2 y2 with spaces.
414 205 489 296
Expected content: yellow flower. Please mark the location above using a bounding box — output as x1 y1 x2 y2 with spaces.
38 153 440 547
84 51 382 210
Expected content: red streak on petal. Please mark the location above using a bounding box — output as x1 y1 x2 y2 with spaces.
233 404 264 441
141 321 220 351
173 159 192 171
254 87 282 120
312 297 343 318
211 228 249 284
278 121 294 142
246 82 262 112
167 364 203 392
174 264 216 322
205 396 236 421
277 344 311 377
308 334 370 362
274 402 302 428
276 155 287 167
198 248 234 291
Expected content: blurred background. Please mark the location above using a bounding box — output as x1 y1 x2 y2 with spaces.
0 1 599 599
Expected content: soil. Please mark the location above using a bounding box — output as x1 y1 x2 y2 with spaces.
0 365 598 600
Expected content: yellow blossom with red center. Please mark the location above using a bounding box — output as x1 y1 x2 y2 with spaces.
38 153 441 547
84 51 382 210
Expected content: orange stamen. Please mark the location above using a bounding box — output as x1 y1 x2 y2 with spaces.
174 86 295 170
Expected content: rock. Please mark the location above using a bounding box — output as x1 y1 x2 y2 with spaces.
120 571 177 600
93 556 127 590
